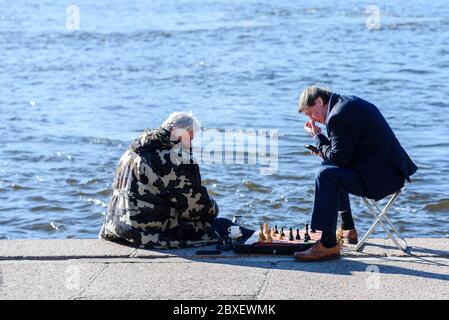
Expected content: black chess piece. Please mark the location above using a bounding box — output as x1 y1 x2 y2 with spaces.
214 231 224 250
288 227 294 241
225 234 235 250
304 224 311 242
215 231 234 251
216 235 230 251
280 227 285 237
274 225 279 234
295 228 301 240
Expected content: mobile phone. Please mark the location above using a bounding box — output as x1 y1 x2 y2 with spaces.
304 144 319 153
196 249 222 255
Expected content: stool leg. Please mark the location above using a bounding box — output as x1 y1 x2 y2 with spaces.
376 216 408 251
355 219 380 251
383 216 408 251
371 198 408 251
355 198 381 252
371 200 403 238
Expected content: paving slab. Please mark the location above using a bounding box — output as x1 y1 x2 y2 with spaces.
384 238 449 257
77 260 271 300
132 245 230 259
0 261 104 300
341 239 388 257
0 239 136 260
259 257 449 300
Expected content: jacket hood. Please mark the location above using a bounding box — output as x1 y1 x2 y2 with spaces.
130 128 178 153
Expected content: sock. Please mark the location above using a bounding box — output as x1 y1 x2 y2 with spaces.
320 231 337 248
340 210 355 230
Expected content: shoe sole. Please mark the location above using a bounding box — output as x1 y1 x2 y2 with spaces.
294 254 341 262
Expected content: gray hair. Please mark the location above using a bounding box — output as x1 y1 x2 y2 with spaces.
160 111 200 132
298 86 332 113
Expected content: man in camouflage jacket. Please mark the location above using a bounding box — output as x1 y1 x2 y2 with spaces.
99 112 219 249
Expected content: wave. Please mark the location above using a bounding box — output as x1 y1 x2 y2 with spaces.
415 142 449 148
30 205 70 212
242 180 272 193
5 134 125 147
397 68 435 75
25 222 64 232
0 23 274 44
77 189 111 197
83 198 108 208
9 184 34 191
424 199 449 212
25 196 48 202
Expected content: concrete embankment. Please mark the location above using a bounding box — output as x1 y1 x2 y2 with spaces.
0 238 448 300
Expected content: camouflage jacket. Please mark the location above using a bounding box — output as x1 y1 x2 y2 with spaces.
99 128 219 248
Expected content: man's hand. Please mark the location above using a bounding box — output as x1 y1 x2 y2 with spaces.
311 150 322 157
304 120 322 137
304 120 313 136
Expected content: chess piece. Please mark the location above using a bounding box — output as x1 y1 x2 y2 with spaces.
258 223 266 242
271 227 276 238
264 223 270 236
288 227 294 241
278 228 285 240
295 228 301 240
265 230 273 243
218 233 233 251
215 231 225 251
274 225 279 234
264 223 272 243
232 215 243 227
304 224 311 242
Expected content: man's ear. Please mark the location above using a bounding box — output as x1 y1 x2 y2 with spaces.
169 128 181 142
170 128 191 146
168 128 176 142
315 97 323 107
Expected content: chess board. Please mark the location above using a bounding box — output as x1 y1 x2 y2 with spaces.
233 229 322 255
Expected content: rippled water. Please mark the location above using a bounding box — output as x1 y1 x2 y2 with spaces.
1 0 449 239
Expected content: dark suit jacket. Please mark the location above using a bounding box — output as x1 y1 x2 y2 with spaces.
314 94 418 201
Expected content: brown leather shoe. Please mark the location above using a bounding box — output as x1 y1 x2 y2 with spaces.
294 241 341 262
336 228 358 244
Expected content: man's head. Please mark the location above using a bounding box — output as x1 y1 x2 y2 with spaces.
160 111 200 147
298 86 332 124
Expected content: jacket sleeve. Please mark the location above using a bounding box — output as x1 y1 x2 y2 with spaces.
315 115 359 167
171 163 219 222
314 133 330 147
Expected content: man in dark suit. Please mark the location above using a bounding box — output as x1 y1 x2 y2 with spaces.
294 86 418 261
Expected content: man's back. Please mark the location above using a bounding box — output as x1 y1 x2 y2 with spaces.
318 94 418 200
99 128 219 248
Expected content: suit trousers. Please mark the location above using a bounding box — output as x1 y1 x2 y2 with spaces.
311 160 368 233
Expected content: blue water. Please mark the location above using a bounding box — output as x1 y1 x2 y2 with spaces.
1 0 448 239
